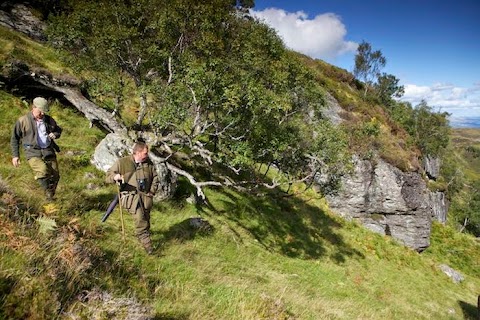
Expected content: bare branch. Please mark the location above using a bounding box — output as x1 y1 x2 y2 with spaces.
279 110 298 124
167 56 173 84
166 163 221 201
192 141 213 165
228 165 242 175
20 66 127 134
189 86 202 136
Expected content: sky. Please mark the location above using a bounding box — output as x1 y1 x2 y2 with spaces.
250 0 480 127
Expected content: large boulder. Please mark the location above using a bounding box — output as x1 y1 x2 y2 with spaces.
324 157 434 251
91 133 176 201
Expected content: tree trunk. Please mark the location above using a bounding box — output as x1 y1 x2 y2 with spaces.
3 61 127 134
136 91 148 126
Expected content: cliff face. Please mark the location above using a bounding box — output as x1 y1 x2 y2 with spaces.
319 92 451 251
423 155 448 223
324 157 434 251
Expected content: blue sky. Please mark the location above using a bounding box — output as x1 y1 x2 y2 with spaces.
251 0 480 126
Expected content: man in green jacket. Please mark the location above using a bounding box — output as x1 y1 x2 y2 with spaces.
11 97 62 201
105 141 160 254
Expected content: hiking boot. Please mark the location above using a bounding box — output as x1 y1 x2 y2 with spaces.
45 189 55 201
38 178 54 201
139 235 153 254
143 243 153 255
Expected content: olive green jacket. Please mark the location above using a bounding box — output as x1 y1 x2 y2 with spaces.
11 112 62 159
105 155 160 212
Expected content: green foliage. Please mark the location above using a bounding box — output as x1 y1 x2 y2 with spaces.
439 148 464 197
145 13 335 184
374 72 405 106
450 181 480 236
413 101 450 156
37 216 57 235
361 117 381 137
353 41 386 95
26 0 71 18
388 100 450 157
232 0 255 8
308 120 352 193
46 0 347 187
343 117 382 160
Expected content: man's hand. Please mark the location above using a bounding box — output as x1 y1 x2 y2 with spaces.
12 157 20 167
114 173 124 184
48 133 56 140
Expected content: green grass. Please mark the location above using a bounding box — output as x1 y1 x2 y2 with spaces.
1 30 480 319
0 25 71 75
451 129 480 181
447 129 480 235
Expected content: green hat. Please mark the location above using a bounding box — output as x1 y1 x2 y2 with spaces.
33 97 49 113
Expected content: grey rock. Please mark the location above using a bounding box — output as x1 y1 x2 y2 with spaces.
439 264 464 283
321 91 344 125
0 3 46 41
325 156 434 251
423 155 441 180
91 133 131 172
429 191 448 223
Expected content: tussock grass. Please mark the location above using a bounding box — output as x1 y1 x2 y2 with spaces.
0 26 71 75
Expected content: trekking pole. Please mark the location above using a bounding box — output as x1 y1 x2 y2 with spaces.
116 182 125 241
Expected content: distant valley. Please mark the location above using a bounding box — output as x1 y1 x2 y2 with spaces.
449 116 480 128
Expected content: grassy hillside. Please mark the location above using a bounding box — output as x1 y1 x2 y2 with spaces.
1 27 480 320
446 128 480 235
451 129 480 181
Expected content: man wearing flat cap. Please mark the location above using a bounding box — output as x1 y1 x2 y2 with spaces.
11 97 62 200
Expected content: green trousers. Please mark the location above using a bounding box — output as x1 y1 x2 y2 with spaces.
27 156 60 193
120 192 151 238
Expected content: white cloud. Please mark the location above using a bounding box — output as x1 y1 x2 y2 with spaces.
250 8 357 60
401 83 480 118
248 7 479 126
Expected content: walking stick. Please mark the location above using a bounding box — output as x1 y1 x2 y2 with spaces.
116 182 125 241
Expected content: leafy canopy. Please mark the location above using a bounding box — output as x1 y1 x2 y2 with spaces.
353 40 386 95
46 0 352 192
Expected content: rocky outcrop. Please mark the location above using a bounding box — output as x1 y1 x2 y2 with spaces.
423 155 449 223
0 3 46 41
320 92 344 125
320 92 438 251
429 191 448 223
324 157 433 251
92 133 177 201
423 155 441 180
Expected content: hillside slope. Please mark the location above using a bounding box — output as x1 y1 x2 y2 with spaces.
0 21 479 320
447 128 480 235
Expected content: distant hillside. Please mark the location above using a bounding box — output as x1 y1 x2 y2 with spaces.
450 116 480 129
447 128 480 235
